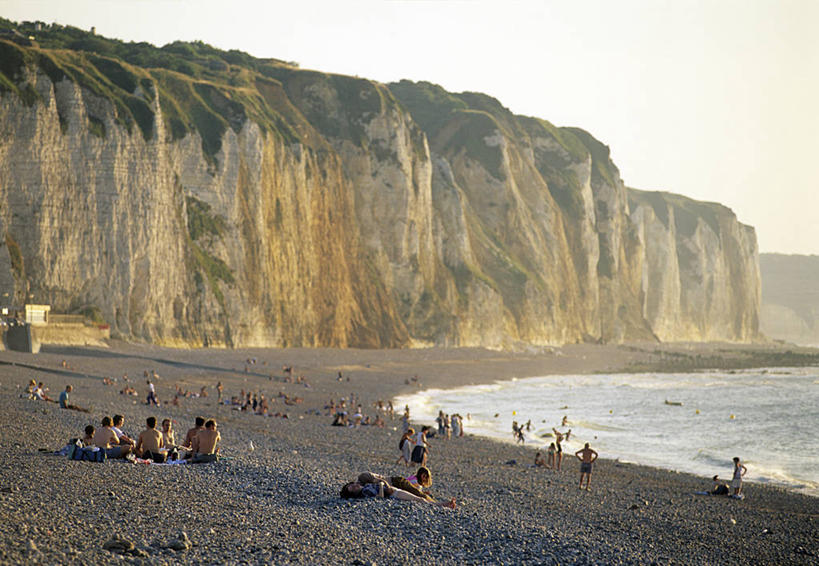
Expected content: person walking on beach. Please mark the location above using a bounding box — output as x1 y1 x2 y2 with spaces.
146 379 159 406
731 457 747 496
575 442 598 490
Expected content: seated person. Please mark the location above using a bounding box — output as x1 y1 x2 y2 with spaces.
82 425 95 446
191 419 220 461
161 418 180 460
534 450 546 467
136 416 165 463
93 416 131 458
58 385 90 413
112 415 136 447
340 476 455 508
711 475 730 495
182 416 205 458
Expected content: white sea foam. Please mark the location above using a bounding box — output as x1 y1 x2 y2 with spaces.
395 367 819 497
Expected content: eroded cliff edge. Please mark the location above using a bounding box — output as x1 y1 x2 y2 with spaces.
0 32 760 347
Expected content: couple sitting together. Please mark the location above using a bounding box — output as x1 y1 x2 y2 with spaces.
134 416 220 463
340 466 456 508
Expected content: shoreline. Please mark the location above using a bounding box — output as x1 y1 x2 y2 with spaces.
394 367 819 499
1 341 817 564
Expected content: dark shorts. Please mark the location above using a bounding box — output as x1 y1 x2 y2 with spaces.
580 462 592 474
105 446 124 458
142 450 166 463
410 445 426 464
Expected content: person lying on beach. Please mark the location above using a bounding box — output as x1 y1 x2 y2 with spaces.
93 416 132 459
353 467 438 501
341 476 455 508
405 466 434 499
136 416 165 463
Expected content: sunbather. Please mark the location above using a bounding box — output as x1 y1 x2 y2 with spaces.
340 475 455 508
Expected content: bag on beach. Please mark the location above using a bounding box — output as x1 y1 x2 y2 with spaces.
66 439 82 459
73 447 106 463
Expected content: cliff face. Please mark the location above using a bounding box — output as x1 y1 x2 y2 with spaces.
0 33 760 347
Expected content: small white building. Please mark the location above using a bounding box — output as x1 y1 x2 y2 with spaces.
25 304 51 325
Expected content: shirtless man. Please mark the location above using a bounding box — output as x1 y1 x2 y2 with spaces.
575 442 599 490
136 416 165 462
93 416 131 458
191 419 220 461
181 416 205 458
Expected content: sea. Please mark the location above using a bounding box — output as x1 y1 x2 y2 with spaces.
394 367 819 497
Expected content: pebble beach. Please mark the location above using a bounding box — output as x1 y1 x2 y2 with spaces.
0 342 817 565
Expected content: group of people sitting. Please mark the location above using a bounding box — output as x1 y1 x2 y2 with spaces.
340 466 456 508
79 415 221 464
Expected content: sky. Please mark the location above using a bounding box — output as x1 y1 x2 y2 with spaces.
3 0 818 255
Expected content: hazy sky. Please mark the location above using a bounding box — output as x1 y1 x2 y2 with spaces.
3 0 818 254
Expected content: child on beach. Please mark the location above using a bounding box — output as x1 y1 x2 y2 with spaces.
731 457 747 496
396 428 414 466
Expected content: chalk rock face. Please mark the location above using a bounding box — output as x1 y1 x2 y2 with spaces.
0 40 760 347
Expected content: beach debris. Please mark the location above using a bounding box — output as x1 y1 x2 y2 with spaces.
249 440 255 452
730 518 736 525
103 535 147 557
505 459 517 466
167 531 191 552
